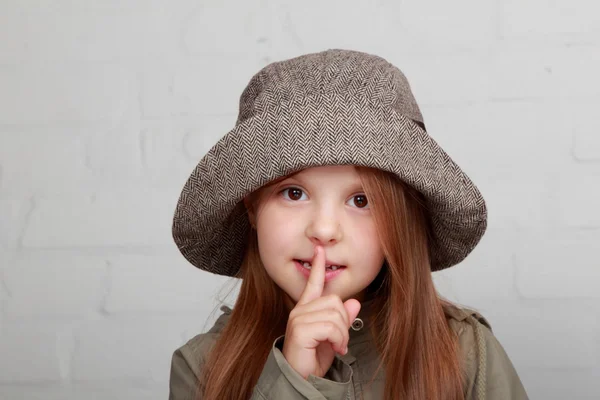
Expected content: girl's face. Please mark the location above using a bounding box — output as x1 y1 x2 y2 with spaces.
246 165 385 305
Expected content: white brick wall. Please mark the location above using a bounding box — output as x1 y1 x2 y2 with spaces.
0 1 599 399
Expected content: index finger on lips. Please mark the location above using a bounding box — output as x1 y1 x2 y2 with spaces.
297 246 326 306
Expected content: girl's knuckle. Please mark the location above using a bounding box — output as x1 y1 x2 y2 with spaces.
324 321 336 333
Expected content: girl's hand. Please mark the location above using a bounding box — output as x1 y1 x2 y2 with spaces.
281 246 362 379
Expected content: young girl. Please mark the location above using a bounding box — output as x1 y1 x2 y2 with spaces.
168 49 529 400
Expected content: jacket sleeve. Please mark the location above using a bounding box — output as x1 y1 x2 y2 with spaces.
252 335 353 400
168 333 353 400
463 317 529 400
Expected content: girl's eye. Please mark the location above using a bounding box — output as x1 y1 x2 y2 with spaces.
280 187 369 209
281 187 306 201
348 194 369 209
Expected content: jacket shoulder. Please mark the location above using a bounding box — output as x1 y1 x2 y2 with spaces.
443 302 493 331
169 305 232 399
442 303 529 399
443 302 494 379
178 305 233 369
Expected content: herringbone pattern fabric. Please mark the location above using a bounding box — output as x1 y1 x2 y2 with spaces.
172 49 487 277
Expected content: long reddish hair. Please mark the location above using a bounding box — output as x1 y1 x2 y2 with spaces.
199 166 464 399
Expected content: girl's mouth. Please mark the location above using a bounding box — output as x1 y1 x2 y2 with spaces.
295 259 345 271
293 259 346 281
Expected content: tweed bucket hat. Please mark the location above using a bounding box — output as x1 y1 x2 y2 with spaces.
172 48 487 277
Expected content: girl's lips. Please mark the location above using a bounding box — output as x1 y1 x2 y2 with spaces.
293 260 346 282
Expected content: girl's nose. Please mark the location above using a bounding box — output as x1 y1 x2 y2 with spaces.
305 215 343 245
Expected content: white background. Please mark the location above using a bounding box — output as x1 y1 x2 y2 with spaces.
0 1 599 399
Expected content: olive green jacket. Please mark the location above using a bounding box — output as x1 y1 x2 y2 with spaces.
169 301 528 399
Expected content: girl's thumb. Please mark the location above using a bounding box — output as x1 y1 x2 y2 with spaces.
344 299 362 327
